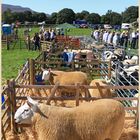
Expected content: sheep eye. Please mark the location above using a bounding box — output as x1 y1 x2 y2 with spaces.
25 109 29 112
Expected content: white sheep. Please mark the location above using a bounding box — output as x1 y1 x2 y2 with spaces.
89 79 116 98
131 93 139 107
14 96 125 140
123 55 139 65
41 68 89 97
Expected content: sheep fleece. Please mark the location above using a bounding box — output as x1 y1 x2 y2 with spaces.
32 99 125 140
89 79 113 98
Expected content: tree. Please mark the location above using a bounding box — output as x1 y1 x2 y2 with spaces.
86 13 101 24
56 8 75 24
50 12 57 24
122 6 138 23
80 10 90 20
2 9 13 23
101 10 122 25
23 11 33 22
75 12 84 20
37 12 47 22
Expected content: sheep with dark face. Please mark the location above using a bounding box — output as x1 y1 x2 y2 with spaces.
14 97 125 140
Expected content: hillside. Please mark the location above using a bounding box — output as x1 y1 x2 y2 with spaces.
2 4 34 13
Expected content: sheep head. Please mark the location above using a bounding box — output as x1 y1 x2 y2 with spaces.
14 97 39 124
41 68 57 84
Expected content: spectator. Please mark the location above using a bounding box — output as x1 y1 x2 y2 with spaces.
57 28 61 36
33 33 40 51
61 28 64 35
124 31 129 49
113 32 120 47
50 29 56 41
120 31 125 46
44 30 50 41
131 30 137 49
136 29 139 49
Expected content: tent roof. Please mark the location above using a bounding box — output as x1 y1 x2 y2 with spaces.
55 23 76 29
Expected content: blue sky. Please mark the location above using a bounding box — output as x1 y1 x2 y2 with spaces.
2 0 138 15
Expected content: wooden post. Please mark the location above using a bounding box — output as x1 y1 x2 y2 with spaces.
29 59 35 85
75 83 80 106
8 79 18 133
108 60 111 79
135 98 139 129
71 61 75 70
28 35 31 50
95 82 104 97
46 82 59 105
1 122 6 140
43 51 46 68
6 35 10 50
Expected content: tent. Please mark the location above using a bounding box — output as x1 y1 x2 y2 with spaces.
55 23 76 29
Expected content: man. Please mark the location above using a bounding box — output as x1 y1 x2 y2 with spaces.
131 30 137 49
33 33 40 51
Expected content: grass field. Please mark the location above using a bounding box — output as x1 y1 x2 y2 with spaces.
2 45 40 84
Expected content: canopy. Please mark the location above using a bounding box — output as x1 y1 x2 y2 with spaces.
55 23 76 29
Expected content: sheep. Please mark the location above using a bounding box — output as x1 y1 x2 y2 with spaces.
131 93 139 107
14 96 125 140
123 55 139 65
89 79 116 98
41 68 89 97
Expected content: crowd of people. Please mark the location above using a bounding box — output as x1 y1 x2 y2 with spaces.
91 29 139 49
30 26 65 51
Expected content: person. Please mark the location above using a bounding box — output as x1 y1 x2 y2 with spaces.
61 28 64 36
15 27 18 39
113 32 120 47
33 33 40 51
124 31 129 49
44 30 50 41
131 30 137 49
136 29 139 49
120 31 125 46
50 29 56 41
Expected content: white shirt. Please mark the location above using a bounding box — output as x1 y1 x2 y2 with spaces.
132 32 136 38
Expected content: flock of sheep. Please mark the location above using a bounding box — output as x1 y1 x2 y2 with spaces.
6 38 139 140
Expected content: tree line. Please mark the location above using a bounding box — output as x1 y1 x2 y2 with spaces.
2 6 138 25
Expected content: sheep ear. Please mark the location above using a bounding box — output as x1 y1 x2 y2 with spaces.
27 96 39 112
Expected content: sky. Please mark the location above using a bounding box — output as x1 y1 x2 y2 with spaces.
2 0 138 15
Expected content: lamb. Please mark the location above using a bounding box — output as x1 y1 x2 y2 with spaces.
89 79 116 98
41 68 89 97
14 96 125 140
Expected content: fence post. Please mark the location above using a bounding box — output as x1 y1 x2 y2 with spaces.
95 82 104 97
46 82 59 105
29 59 35 85
8 79 18 133
135 99 139 129
27 34 31 50
43 51 46 68
108 60 111 79
75 83 80 106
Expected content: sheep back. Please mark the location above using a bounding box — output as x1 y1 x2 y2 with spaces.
89 79 113 98
32 99 125 140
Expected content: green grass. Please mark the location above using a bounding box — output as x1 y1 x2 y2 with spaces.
66 28 92 36
2 47 39 82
